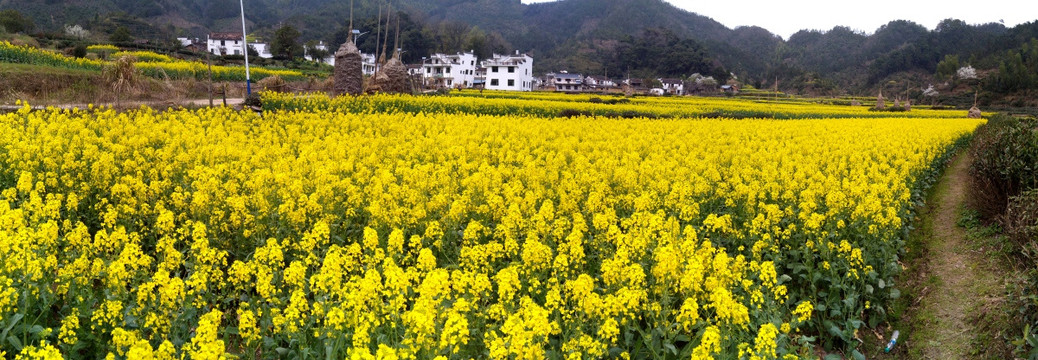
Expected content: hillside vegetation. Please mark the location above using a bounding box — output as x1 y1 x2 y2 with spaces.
1 0 1037 103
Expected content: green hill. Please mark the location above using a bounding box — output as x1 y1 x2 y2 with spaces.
2 0 1037 102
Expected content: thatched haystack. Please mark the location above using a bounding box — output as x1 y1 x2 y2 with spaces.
968 106 982 118
372 55 410 94
334 41 363 96
257 75 287 93
875 90 885 110
904 100 911 111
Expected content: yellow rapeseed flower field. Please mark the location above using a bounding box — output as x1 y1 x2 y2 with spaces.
0 96 981 359
1 42 306 82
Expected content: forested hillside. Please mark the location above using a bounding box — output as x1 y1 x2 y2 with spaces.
2 0 1036 103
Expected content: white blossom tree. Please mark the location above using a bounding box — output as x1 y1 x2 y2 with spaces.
922 84 938 97
922 84 939 105
957 65 977 80
64 24 89 39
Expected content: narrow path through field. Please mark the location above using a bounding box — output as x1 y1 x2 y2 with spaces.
909 153 1004 359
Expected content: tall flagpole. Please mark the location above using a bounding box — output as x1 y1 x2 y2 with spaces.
240 0 252 95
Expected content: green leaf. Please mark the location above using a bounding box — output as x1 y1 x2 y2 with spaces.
878 279 886 288
890 288 901 299
852 349 866 360
7 335 23 351
828 324 845 340
824 354 843 360
0 313 23 341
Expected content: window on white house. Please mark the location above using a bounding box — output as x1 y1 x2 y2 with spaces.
508 67 515 73
492 67 498 72
221 40 226 46
490 79 499 86
234 50 240 55
447 80 452 86
508 79 515 86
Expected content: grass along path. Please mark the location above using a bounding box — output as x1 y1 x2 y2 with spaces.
900 153 1012 359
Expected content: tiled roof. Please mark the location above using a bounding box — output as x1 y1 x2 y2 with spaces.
209 32 243 41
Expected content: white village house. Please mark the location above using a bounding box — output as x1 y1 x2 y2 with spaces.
659 78 685 95
422 52 478 88
584 75 617 90
547 72 585 92
481 52 534 91
207 32 272 59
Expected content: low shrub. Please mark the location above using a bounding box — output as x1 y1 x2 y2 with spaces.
967 115 1038 222
967 115 1038 359
1006 190 1038 260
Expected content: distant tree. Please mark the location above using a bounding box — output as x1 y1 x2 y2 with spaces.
464 27 488 59
304 40 329 62
247 44 259 57
64 24 90 39
957 65 977 79
611 28 727 82
936 54 959 79
271 25 303 60
0 10 34 34
437 21 469 53
110 26 132 43
72 45 87 58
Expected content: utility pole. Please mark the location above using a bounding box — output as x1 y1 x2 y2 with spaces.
207 47 214 107
239 0 252 95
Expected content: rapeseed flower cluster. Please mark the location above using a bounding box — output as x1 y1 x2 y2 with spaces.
0 96 980 358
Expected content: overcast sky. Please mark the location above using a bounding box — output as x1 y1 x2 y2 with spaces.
521 0 1036 39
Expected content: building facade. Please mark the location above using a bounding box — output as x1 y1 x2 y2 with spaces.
422 52 478 88
207 32 273 59
481 52 534 91
547 72 585 92
207 32 246 56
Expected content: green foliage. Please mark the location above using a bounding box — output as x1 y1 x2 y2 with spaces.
72 45 86 58
986 39 1038 93
271 25 302 60
609 27 728 82
0 9 34 34
302 40 327 62
968 116 1038 359
936 54 960 79
967 115 1038 221
109 26 132 43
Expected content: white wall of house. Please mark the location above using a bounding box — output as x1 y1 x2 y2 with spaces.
422 52 478 88
482 52 534 91
206 34 272 59
548 72 585 92
660 80 684 95
316 52 375 74
252 43 273 59
207 36 245 56
362 53 376 76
